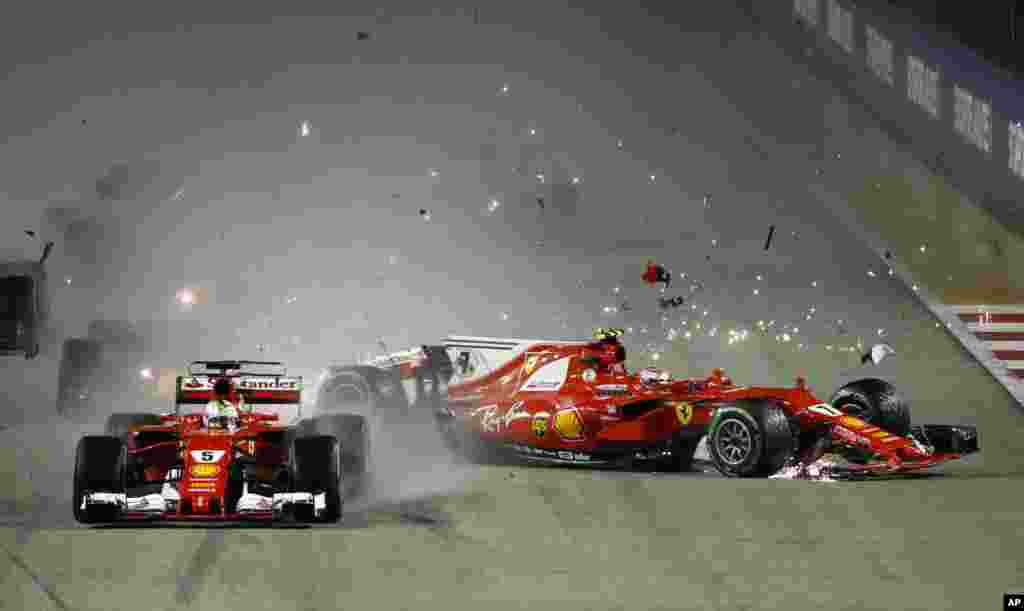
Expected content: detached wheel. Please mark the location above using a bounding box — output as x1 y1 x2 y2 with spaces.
73 436 126 524
707 401 795 477
290 435 342 523
829 378 910 437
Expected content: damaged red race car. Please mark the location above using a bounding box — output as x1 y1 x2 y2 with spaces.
73 360 368 524
315 329 978 478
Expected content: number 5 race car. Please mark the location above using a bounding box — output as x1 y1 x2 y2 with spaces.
73 360 368 524
315 330 978 478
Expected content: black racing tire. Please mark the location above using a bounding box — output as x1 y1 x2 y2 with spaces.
104 413 163 439
829 378 911 437
316 367 409 414
294 414 369 500
73 436 127 524
707 401 795 477
290 435 342 523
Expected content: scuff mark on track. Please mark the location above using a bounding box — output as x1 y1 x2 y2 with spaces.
175 530 227 607
0 541 73 611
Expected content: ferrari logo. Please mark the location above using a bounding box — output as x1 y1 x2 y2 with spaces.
531 412 550 438
675 402 694 426
524 355 540 375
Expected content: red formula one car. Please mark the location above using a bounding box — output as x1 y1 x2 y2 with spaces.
73 360 368 524
316 330 978 478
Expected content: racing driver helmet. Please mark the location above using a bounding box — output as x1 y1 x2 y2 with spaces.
589 328 627 371
206 377 240 430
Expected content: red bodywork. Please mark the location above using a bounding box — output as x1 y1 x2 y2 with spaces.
119 376 299 521
390 338 969 472
443 341 716 462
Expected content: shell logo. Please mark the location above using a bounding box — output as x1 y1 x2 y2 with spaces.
674 402 694 426
531 412 551 438
190 464 220 478
553 408 585 441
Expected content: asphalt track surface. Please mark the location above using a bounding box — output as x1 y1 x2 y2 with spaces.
2 2 1024 610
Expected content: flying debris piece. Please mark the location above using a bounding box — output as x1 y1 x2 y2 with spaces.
40 241 54 264
861 343 895 366
486 199 501 214
867 270 877 278
500 312 509 321
95 176 116 200
764 225 775 251
140 368 153 380
499 83 509 95
300 121 311 137
649 174 656 183
529 128 537 136
703 194 712 209
919 244 927 253
616 139 624 150
24 230 36 237
642 261 672 288
419 208 432 221
883 250 892 259
535 173 545 183
658 296 686 310
356 31 370 40
571 176 582 185
792 231 800 240
429 169 440 178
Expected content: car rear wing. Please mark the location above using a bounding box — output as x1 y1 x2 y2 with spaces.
175 373 303 404
187 360 288 376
